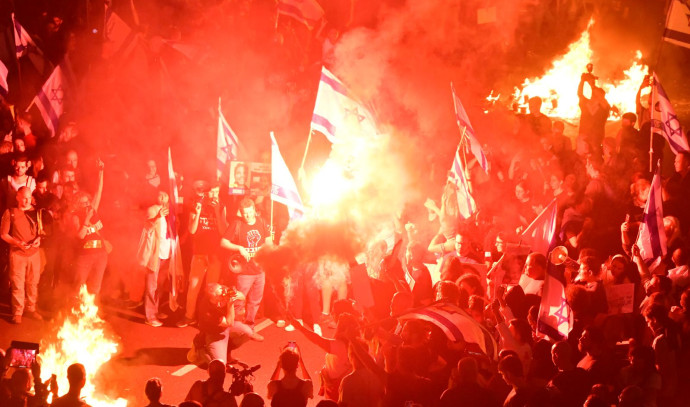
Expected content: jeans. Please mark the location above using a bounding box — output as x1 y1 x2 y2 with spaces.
185 254 221 320
144 259 169 322
234 272 265 325
73 249 108 296
9 251 41 316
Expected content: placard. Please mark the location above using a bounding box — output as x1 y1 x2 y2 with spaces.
605 283 635 314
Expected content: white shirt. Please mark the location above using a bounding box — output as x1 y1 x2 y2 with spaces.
158 216 172 260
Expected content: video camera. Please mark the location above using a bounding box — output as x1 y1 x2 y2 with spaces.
226 362 260 396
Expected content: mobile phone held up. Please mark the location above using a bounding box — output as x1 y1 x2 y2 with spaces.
9 341 40 368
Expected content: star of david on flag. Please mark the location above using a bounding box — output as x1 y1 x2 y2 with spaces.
311 67 378 144
448 148 477 219
217 99 240 180
651 72 689 154
31 65 66 137
13 13 36 58
636 165 667 263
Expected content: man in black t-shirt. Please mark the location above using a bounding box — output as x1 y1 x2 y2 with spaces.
221 198 272 339
178 183 227 328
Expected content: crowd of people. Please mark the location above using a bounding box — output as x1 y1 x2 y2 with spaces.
1 2 690 407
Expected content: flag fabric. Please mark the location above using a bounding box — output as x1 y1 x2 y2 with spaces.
104 5 140 60
271 132 305 220
448 148 477 219
400 303 498 359
277 0 325 30
651 73 689 154
451 82 489 173
535 201 573 340
636 166 667 263
32 65 65 137
217 100 240 179
521 199 558 256
0 60 8 97
13 13 36 58
167 147 183 311
663 1 690 49
311 67 378 144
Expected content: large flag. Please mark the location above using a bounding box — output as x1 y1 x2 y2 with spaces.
0 60 8 97
217 99 240 179
636 166 667 263
663 1 690 49
167 147 183 311
104 5 140 59
271 132 305 220
536 203 573 340
400 303 498 359
451 82 489 173
13 13 36 58
651 73 689 154
31 65 65 137
448 148 477 219
311 67 378 144
521 199 558 256
277 0 325 30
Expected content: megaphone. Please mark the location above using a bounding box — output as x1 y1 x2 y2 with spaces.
549 246 580 268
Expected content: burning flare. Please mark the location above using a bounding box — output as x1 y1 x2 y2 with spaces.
40 286 127 407
511 19 648 121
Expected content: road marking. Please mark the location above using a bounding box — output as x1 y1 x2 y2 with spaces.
172 364 196 376
170 319 273 377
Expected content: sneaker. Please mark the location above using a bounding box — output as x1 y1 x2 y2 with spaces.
176 317 195 328
284 324 295 332
24 311 43 321
249 331 264 342
276 319 286 328
156 312 169 320
314 324 323 336
146 319 163 327
11 315 21 324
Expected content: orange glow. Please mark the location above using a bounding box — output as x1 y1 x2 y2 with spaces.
40 286 127 407
511 20 648 121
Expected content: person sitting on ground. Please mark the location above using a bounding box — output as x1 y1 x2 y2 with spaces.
185 359 237 407
267 347 313 407
144 378 173 407
52 363 90 407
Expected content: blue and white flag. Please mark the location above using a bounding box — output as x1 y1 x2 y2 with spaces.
13 13 36 58
636 166 667 263
663 1 690 49
451 82 489 173
32 65 65 137
277 0 325 30
448 148 477 219
217 99 240 179
536 202 573 341
167 147 182 311
0 60 8 97
104 4 140 60
311 67 378 144
271 132 305 220
521 199 558 256
651 73 689 155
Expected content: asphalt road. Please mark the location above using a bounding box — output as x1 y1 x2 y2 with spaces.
0 301 331 407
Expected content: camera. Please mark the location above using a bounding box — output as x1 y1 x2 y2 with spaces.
226 363 260 396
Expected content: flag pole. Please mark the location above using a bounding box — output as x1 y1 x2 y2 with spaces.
649 74 654 173
270 131 275 240
298 131 313 183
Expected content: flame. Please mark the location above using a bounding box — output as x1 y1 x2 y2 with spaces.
40 286 127 407
511 19 648 121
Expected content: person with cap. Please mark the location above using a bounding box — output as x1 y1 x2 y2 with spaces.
178 181 227 327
